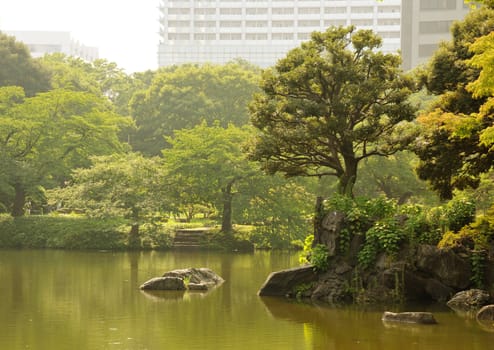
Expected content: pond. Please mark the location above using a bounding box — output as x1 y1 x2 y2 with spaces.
0 249 492 349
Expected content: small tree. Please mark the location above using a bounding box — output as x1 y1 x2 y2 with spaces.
249 26 416 196
50 153 166 248
162 122 258 233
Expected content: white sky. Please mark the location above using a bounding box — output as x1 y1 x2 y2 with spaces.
0 0 159 73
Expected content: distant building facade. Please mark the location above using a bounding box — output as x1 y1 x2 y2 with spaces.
5 30 99 62
158 0 402 68
401 0 471 70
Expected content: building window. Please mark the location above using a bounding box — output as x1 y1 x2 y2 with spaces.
419 20 452 34
298 33 311 40
378 6 401 13
377 31 400 38
324 19 347 27
272 33 294 40
272 20 294 27
377 18 400 26
298 20 320 27
168 8 190 15
168 20 190 27
220 20 242 27
246 20 268 27
220 8 242 15
420 0 456 10
352 19 373 26
272 7 294 14
246 8 268 15
220 33 242 40
324 7 346 14
245 33 268 40
194 33 216 40
195 21 216 27
168 33 189 40
351 6 373 13
298 7 321 14
194 8 216 15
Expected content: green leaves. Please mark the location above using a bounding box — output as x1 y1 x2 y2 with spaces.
250 26 416 196
130 62 260 155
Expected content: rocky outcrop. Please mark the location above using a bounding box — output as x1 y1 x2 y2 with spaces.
416 245 472 290
382 311 437 325
447 289 491 313
140 267 224 291
258 265 318 297
314 210 346 257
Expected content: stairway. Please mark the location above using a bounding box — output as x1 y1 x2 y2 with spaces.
173 228 208 248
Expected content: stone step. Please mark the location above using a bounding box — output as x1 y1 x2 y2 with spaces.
172 228 210 248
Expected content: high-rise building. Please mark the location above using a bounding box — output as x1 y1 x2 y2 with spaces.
5 30 99 62
158 0 401 68
400 0 471 70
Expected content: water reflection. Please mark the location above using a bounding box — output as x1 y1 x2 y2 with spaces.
0 249 492 350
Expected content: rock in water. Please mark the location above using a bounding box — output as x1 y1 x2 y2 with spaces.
382 311 437 325
139 276 186 290
258 265 318 297
447 289 491 312
139 267 224 291
476 305 494 332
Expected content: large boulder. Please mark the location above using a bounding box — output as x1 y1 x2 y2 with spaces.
416 245 471 289
140 267 224 291
382 311 437 325
258 265 318 297
447 289 491 313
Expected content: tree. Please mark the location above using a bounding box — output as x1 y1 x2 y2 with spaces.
0 87 129 216
162 122 258 232
129 61 260 155
413 5 494 199
49 153 165 247
39 54 148 117
0 32 50 96
354 151 438 205
249 26 416 196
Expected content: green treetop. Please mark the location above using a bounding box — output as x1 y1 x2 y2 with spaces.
249 26 416 197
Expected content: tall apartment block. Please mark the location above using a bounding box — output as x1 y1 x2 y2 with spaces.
5 30 99 62
158 0 401 68
401 0 471 71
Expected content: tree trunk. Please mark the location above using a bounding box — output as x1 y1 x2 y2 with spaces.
12 183 26 217
338 156 358 197
221 180 235 233
128 223 140 248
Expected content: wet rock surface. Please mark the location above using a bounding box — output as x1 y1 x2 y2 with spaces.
140 267 224 291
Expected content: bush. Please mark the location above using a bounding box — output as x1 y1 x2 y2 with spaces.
445 197 476 232
0 215 127 249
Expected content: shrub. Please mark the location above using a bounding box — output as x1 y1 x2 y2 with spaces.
445 197 476 232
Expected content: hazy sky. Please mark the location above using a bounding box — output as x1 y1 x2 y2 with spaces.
0 0 159 73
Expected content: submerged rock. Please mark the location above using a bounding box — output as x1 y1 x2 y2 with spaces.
382 311 437 325
139 267 224 291
476 305 494 332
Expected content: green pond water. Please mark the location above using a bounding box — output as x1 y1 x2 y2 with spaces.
0 249 492 350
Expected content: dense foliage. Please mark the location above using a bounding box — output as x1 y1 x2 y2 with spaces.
2 6 494 256
249 26 416 196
